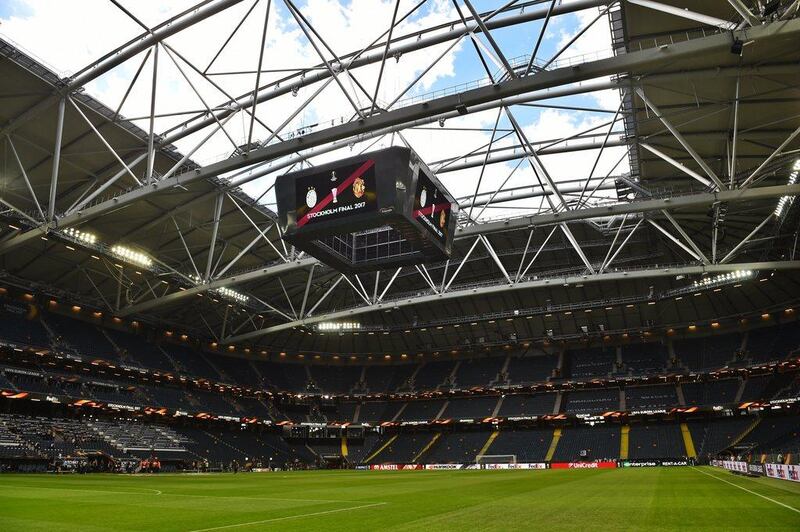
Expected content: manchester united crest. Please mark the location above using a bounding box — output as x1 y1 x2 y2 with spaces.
353 176 366 198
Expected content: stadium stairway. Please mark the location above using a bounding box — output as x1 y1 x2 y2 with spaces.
435 401 449 421
676 384 686 406
730 418 762 448
553 393 563 414
365 434 398 463
620 425 630 459
545 428 562 462
391 403 407 422
680 423 697 459
477 430 500 459
201 429 250 460
412 433 441 462
491 397 504 418
734 379 746 403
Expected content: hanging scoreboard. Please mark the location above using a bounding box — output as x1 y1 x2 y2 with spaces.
276 147 457 273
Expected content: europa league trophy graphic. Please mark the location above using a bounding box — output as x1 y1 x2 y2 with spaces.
330 170 338 203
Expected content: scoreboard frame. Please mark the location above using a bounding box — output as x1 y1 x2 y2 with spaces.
276 147 458 272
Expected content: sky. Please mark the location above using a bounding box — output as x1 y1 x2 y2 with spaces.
0 0 628 220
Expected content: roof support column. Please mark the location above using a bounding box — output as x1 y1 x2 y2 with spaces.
48 97 66 222
146 44 158 183
206 194 224 281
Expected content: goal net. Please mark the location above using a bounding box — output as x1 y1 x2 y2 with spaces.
476 454 517 465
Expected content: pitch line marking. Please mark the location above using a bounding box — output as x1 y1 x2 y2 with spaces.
692 467 800 514
188 501 388 531
0 484 162 496
0 484 377 504
161 492 374 504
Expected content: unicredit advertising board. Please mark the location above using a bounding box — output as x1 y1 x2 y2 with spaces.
550 461 617 469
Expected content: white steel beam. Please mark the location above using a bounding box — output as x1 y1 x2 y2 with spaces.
0 0 245 137
627 0 736 30
91 182 800 318
661 209 710 264
11 18 793 245
727 0 761 27
459 183 800 237
636 88 726 190
48 98 65 221
223 261 800 342
647 219 702 261
720 213 775 264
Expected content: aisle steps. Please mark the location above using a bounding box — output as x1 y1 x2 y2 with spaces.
545 428 562 461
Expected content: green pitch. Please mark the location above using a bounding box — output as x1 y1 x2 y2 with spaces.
1 467 799 530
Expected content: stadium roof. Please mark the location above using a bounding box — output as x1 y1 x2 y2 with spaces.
1 0 799 357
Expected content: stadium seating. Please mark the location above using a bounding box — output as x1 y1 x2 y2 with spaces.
747 323 800 364
562 389 620 414
310 364 362 394
0 306 49 347
413 361 456 390
486 428 553 462
330 402 358 423
682 379 740 406
497 393 557 417
104 329 176 372
505 352 558 384
164 345 224 382
628 423 685 459
552 425 619 462
625 384 678 410
360 365 399 393
673 334 742 371
440 396 499 419
2 304 800 470
342 433 380 464
87 382 141 406
687 417 754 458
358 401 404 423
568 348 616 379
370 432 430 463
398 399 446 422
739 416 800 455
424 431 491 463
454 357 504 388
43 313 118 361
621 343 669 375
738 375 772 402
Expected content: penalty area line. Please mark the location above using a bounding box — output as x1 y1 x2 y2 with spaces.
691 467 800 514
188 501 388 531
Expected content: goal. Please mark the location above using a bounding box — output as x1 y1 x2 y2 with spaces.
476 454 517 465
